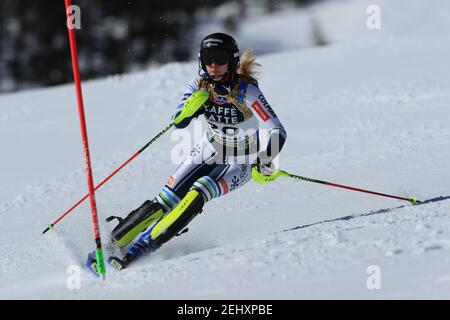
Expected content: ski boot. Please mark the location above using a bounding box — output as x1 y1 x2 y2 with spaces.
107 199 165 249
108 189 205 270
107 229 162 271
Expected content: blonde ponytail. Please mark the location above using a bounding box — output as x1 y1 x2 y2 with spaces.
237 49 261 84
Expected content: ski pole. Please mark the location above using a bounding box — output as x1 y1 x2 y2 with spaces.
252 167 421 205
65 0 105 279
42 122 174 235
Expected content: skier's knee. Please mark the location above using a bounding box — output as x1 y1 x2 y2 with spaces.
150 189 204 244
156 185 182 213
191 176 221 203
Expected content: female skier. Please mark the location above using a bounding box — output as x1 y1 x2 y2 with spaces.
89 33 287 272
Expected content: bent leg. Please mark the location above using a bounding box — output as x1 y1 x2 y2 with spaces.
192 163 252 202
120 140 252 266
156 139 217 212
149 163 252 245
109 139 215 249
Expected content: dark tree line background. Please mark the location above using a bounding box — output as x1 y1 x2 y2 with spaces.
0 0 316 94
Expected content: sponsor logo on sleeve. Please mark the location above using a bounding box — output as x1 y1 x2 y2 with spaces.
258 94 277 119
219 179 229 194
251 101 270 122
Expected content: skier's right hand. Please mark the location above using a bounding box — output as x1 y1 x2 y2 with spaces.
251 156 288 184
253 156 275 175
173 90 209 127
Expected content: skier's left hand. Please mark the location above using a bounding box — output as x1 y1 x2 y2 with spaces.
173 90 209 125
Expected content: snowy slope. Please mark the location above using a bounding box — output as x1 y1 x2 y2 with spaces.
1 0 450 299
7 197 450 299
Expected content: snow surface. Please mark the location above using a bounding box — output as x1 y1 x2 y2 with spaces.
1 0 450 299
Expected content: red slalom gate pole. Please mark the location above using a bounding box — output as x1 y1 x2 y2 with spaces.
64 0 105 280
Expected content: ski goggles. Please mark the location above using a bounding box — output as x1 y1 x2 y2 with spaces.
201 48 230 66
